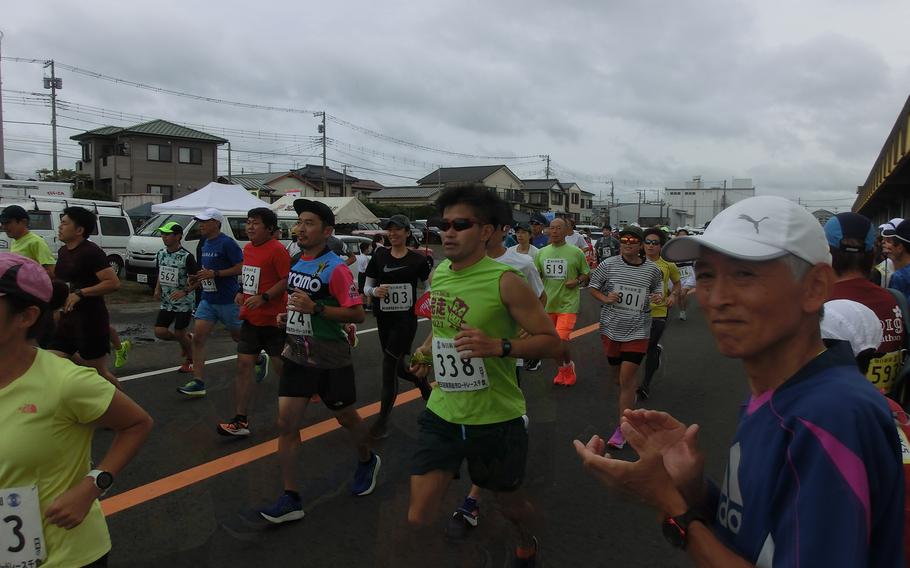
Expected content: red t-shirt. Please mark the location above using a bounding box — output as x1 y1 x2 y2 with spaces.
831 277 905 353
239 238 291 327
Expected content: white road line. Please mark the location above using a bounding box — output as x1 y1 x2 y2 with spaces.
118 318 429 383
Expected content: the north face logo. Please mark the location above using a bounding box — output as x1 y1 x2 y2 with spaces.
18 404 37 414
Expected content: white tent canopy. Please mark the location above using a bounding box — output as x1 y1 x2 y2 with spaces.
151 182 269 213
269 196 379 224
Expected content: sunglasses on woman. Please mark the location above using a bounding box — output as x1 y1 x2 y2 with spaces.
643 239 662 245
434 218 482 232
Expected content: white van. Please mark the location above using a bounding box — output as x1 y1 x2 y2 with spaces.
0 195 135 274
125 209 300 286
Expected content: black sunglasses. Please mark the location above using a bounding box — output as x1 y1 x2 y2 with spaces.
434 218 482 232
643 239 662 245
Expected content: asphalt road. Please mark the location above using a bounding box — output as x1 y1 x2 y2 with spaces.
96 292 747 567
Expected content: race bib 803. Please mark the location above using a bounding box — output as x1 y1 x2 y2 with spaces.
380 283 413 312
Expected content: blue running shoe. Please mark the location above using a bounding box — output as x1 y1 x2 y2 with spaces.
259 493 305 524
255 352 270 383
351 452 381 496
177 379 206 397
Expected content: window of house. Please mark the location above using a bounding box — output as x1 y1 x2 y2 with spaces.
148 185 174 200
99 216 131 236
178 147 203 165
572 193 579 204
118 142 130 156
81 144 93 162
553 193 563 205
147 144 172 162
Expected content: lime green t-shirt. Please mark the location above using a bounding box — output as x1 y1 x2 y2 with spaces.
426 256 523 425
534 243 590 314
0 349 116 567
650 257 680 319
11 231 55 267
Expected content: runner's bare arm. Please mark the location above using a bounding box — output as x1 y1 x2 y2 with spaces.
87 266 120 296
45 391 153 530
320 304 365 324
589 286 618 304
454 270 560 360
218 261 244 278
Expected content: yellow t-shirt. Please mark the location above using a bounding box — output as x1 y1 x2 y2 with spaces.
11 231 56 267
0 348 116 567
649 257 680 318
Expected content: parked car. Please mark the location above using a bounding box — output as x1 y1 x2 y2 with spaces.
414 219 441 244
0 195 135 275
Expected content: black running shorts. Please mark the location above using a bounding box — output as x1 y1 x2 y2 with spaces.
377 315 418 358
279 358 356 410
48 316 110 361
155 309 192 331
410 409 529 492
237 322 286 356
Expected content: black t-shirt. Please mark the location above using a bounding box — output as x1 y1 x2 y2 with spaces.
364 247 431 317
56 239 111 324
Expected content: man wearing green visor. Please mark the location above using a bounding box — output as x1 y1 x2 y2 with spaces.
154 222 199 373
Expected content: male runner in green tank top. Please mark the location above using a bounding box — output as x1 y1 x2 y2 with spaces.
404 184 561 567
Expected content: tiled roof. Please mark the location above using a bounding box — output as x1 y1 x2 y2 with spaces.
417 165 505 185
291 164 360 183
371 186 442 199
70 119 227 143
521 179 564 191
216 173 277 191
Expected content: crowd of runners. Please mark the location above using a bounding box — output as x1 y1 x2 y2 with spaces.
4 186 910 566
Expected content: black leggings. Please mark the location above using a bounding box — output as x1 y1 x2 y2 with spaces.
377 316 420 422
641 317 667 389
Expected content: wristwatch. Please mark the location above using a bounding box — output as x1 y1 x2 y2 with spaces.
87 469 114 496
662 509 708 550
74 289 84 298
261 292 271 302
313 303 325 315
500 339 513 358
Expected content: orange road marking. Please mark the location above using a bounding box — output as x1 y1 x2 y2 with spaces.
101 323 600 517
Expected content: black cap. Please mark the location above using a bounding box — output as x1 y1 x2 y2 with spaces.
530 213 547 225
514 222 531 232
382 214 410 229
894 219 910 244
0 205 29 223
293 199 335 227
619 226 644 239
824 213 874 252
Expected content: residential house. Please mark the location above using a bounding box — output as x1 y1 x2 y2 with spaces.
812 208 835 225
351 179 385 200
521 179 566 216
216 172 280 201
269 164 360 198
72 119 226 201
579 190 596 223
417 165 524 209
369 185 443 207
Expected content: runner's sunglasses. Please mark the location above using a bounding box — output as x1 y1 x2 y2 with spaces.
619 236 641 244
643 239 662 245
433 218 483 231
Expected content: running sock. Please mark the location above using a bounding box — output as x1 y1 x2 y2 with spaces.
463 496 478 510
284 490 301 501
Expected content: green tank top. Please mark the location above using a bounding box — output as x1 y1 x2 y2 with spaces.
426 256 524 425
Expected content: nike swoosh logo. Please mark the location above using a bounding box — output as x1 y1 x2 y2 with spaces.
383 266 406 273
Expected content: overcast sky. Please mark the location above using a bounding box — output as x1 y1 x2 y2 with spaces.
3 0 910 211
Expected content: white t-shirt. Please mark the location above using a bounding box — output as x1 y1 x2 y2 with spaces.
494 248 545 298
507 244 540 259
566 231 588 249
355 253 371 274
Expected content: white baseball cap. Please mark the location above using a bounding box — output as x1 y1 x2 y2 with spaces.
820 299 882 356
194 208 224 224
662 196 831 265
880 218 904 236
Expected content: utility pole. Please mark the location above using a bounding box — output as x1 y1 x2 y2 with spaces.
0 30 6 179
637 190 642 224
314 112 327 194
544 154 551 178
227 141 232 182
43 59 61 179
342 164 347 197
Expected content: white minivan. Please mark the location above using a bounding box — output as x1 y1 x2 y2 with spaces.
0 196 135 274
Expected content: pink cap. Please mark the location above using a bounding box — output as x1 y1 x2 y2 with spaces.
0 253 53 303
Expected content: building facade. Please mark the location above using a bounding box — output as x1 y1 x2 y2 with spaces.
664 177 755 228
72 120 226 201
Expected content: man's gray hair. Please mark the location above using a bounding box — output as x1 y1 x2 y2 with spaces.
779 254 813 281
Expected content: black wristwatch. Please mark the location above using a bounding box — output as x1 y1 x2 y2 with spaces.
87 469 114 496
313 303 325 315
500 339 513 357
662 509 708 550
74 288 84 298
261 292 271 302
